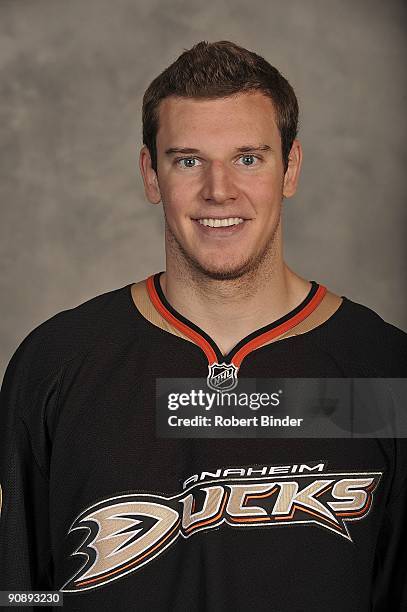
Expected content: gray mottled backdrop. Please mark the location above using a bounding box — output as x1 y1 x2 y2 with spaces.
1 0 406 378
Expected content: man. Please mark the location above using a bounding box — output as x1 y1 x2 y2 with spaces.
0 40 406 611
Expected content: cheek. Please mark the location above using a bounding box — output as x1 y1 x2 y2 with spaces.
164 195 186 217
160 183 184 211
257 172 283 194
243 178 282 213
161 186 194 232
161 176 200 216
239 168 282 193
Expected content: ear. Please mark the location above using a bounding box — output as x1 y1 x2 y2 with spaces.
282 139 303 198
139 145 161 204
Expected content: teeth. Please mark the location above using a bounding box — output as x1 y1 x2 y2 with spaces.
197 217 244 227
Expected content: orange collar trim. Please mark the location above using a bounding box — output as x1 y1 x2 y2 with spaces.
146 273 327 370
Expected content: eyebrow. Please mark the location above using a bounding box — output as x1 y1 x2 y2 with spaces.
164 144 272 156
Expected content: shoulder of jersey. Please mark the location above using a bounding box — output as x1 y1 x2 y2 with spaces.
313 296 407 376
3 284 130 386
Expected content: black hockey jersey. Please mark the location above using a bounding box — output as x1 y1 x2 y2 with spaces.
0 272 406 611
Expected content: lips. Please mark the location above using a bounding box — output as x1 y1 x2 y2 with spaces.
192 217 248 235
196 217 244 228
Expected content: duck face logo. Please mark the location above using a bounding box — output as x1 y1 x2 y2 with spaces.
61 465 381 593
207 362 238 391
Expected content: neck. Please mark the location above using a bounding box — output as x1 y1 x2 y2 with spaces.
160 237 310 357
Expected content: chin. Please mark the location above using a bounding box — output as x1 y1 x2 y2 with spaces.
192 257 257 281
167 225 269 281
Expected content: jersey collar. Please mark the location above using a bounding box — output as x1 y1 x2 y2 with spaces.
146 271 327 369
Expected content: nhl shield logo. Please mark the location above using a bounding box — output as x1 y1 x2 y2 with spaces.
207 362 238 392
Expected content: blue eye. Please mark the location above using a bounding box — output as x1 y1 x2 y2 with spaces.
239 155 257 166
177 157 201 168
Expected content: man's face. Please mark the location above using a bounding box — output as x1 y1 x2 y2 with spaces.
141 91 301 279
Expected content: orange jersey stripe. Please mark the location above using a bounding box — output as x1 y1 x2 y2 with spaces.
146 275 218 364
231 285 327 368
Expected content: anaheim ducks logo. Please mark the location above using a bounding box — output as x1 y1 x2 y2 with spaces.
61 464 381 592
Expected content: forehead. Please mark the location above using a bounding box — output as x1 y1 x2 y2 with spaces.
156 91 280 150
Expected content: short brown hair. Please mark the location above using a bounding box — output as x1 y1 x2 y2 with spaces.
142 40 299 173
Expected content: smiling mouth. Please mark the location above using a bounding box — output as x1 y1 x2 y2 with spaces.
192 217 245 228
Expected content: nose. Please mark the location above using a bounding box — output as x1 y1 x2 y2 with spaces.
200 161 238 204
